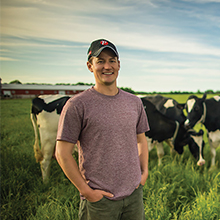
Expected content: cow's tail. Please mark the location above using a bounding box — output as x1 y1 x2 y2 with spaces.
30 113 43 163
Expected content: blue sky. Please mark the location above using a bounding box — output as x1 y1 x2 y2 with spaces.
1 0 220 92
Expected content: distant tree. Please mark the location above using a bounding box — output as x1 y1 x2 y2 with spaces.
75 82 94 86
75 82 85 85
55 83 70 85
10 80 22 84
205 90 214 94
120 87 135 94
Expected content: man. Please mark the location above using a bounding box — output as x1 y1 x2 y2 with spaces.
56 39 149 220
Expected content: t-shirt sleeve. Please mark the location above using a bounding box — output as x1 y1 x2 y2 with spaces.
56 98 83 144
136 99 150 134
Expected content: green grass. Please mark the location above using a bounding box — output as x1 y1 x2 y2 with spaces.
159 93 220 104
1 96 220 220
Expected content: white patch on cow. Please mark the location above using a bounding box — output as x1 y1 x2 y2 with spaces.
191 134 205 166
39 94 69 104
209 130 220 148
164 99 175 109
184 119 189 126
207 129 220 168
186 99 196 113
191 135 203 151
213 96 220 102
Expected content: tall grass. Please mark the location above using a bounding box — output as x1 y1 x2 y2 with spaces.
1 96 219 220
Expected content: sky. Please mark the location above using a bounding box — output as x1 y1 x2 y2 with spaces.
1 0 220 93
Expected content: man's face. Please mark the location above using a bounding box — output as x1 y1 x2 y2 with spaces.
87 49 120 87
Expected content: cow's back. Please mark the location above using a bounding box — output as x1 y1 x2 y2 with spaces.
142 95 185 124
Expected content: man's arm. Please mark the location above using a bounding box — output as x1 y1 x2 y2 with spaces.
137 133 149 186
55 140 114 202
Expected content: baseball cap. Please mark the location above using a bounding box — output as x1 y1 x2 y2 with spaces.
87 39 119 61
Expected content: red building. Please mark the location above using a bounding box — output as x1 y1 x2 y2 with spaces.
1 84 91 98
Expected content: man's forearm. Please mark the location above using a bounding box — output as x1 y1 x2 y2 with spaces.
55 141 92 196
137 133 149 185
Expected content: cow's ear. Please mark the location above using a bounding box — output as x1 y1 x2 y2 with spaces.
176 103 185 109
202 93 207 101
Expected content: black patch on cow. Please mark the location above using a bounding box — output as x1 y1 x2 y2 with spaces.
32 96 70 115
142 95 186 124
141 98 177 142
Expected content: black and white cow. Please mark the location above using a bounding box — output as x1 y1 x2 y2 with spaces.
142 95 205 166
141 98 205 166
143 95 186 124
185 93 220 168
31 94 72 183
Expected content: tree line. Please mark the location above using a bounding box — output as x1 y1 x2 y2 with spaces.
6 80 220 95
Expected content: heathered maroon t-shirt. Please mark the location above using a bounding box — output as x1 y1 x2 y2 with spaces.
57 87 149 200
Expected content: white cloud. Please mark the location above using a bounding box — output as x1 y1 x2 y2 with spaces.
1 0 220 92
0 57 18 61
1 0 220 57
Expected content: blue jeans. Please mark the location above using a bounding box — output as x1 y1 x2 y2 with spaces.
78 185 145 220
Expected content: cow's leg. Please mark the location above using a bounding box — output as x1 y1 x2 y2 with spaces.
40 159 51 183
156 142 164 166
146 137 154 152
164 139 175 155
146 137 165 165
209 139 216 169
208 131 220 170
197 139 206 166
40 139 55 183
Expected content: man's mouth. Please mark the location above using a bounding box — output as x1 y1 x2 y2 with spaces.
102 72 113 75
102 73 113 75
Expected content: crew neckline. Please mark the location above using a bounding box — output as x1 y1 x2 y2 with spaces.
90 86 121 98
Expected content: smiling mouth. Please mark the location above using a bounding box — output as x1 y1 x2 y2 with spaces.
102 72 113 75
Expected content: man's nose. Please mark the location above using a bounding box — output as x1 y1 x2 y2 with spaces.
104 61 111 69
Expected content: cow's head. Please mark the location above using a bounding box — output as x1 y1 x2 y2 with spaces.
184 93 206 129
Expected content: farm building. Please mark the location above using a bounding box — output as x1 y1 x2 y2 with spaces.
1 83 91 99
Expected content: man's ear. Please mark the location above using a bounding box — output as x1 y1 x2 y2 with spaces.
87 61 93 72
118 60 120 70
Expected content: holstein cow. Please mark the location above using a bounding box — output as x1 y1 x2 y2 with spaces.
143 95 186 124
31 94 72 183
141 98 205 165
142 95 205 166
185 94 220 168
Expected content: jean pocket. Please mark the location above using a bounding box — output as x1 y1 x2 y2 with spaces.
88 196 106 204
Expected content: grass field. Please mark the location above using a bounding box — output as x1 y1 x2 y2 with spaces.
1 94 220 220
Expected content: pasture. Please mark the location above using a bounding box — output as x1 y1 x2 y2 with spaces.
1 94 220 220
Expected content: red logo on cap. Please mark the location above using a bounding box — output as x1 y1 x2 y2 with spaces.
100 40 108 46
